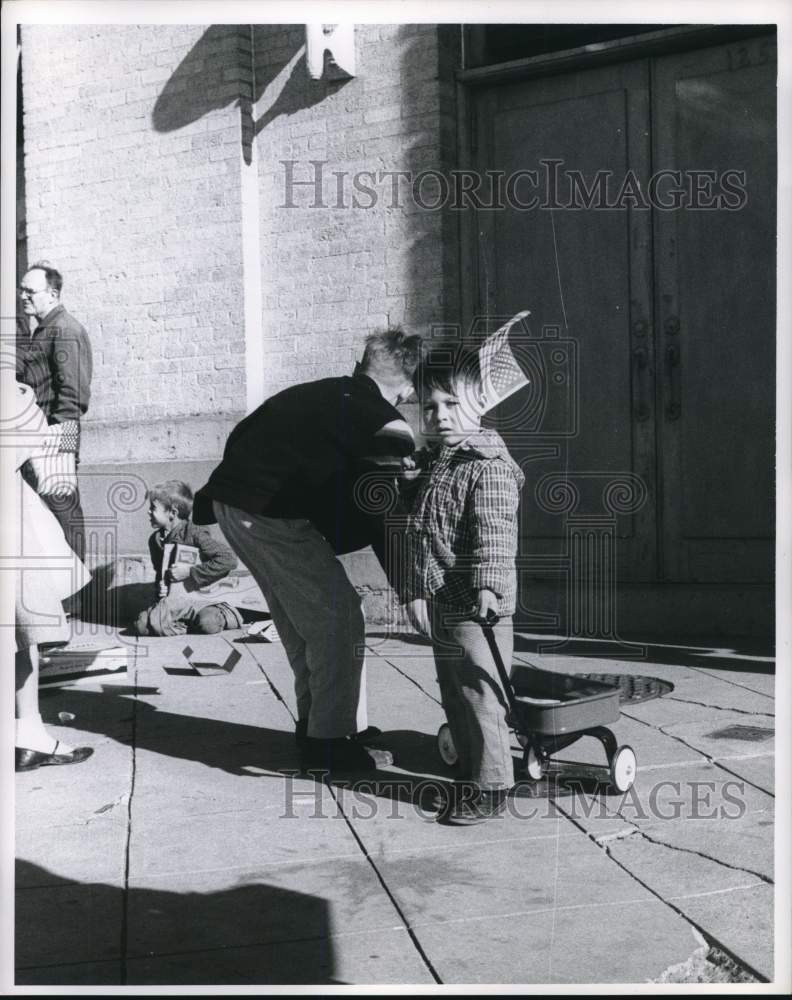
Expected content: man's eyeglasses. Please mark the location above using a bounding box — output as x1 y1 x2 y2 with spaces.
18 286 45 297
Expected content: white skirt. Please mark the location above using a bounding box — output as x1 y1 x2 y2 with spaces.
15 477 90 649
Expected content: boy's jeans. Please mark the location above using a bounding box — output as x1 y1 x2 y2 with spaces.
430 603 514 790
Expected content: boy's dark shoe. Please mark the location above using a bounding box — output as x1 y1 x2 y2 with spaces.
299 736 393 773
295 720 383 744
349 725 383 744
415 782 454 813
438 786 509 825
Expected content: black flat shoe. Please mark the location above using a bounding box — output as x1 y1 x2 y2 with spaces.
295 721 384 744
16 743 94 772
299 737 393 773
349 725 383 744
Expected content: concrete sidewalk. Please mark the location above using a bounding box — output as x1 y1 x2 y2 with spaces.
14 624 776 986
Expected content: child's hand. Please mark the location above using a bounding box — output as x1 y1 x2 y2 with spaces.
404 598 430 637
400 456 421 482
166 564 191 583
474 589 499 622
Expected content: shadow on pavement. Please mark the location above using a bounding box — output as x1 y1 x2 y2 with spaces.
15 860 342 986
513 633 775 675
37 686 444 805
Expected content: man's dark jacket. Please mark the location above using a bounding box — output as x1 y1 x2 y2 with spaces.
194 374 414 560
17 304 93 439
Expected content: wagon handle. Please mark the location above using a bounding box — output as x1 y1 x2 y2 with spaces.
479 612 524 721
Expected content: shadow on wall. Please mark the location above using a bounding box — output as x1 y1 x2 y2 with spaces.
152 24 351 165
15 860 339 986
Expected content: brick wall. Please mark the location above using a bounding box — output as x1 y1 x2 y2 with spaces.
20 24 249 461
19 23 461 619
21 23 461 442
252 24 459 400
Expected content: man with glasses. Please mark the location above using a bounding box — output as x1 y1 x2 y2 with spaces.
17 262 93 560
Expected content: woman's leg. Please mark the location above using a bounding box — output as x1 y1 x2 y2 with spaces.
15 644 58 753
16 643 94 769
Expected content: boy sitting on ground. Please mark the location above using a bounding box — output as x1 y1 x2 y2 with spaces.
402 343 525 825
132 480 243 636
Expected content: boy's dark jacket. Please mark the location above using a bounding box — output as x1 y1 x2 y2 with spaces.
149 519 237 590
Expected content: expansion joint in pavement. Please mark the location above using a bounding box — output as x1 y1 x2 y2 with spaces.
245 646 296 725
376 654 442 706
685 665 775 701
620 709 775 799
324 780 443 985
554 799 767 984
706 759 775 799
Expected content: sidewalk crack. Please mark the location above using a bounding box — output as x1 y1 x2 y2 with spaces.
325 781 442 984
686 664 775 701
242 642 296 725
620 710 774 799
610 810 773 886
663 695 774 718
378 655 442 706
555 799 769 983
119 649 140 986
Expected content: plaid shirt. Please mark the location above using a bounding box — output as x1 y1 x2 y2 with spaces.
401 429 524 615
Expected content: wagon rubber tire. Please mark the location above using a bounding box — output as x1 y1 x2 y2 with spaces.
525 745 545 781
609 745 637 792
437 724 458 767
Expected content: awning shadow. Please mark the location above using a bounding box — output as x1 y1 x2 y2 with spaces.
152 25 350 165
15 860 342 985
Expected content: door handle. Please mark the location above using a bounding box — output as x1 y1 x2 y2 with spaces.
632 346 650 422
664 343 681 420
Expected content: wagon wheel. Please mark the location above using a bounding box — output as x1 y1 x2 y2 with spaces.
609 745 637 793
515 734 546 780
525 744 545 781
437 723 458 767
